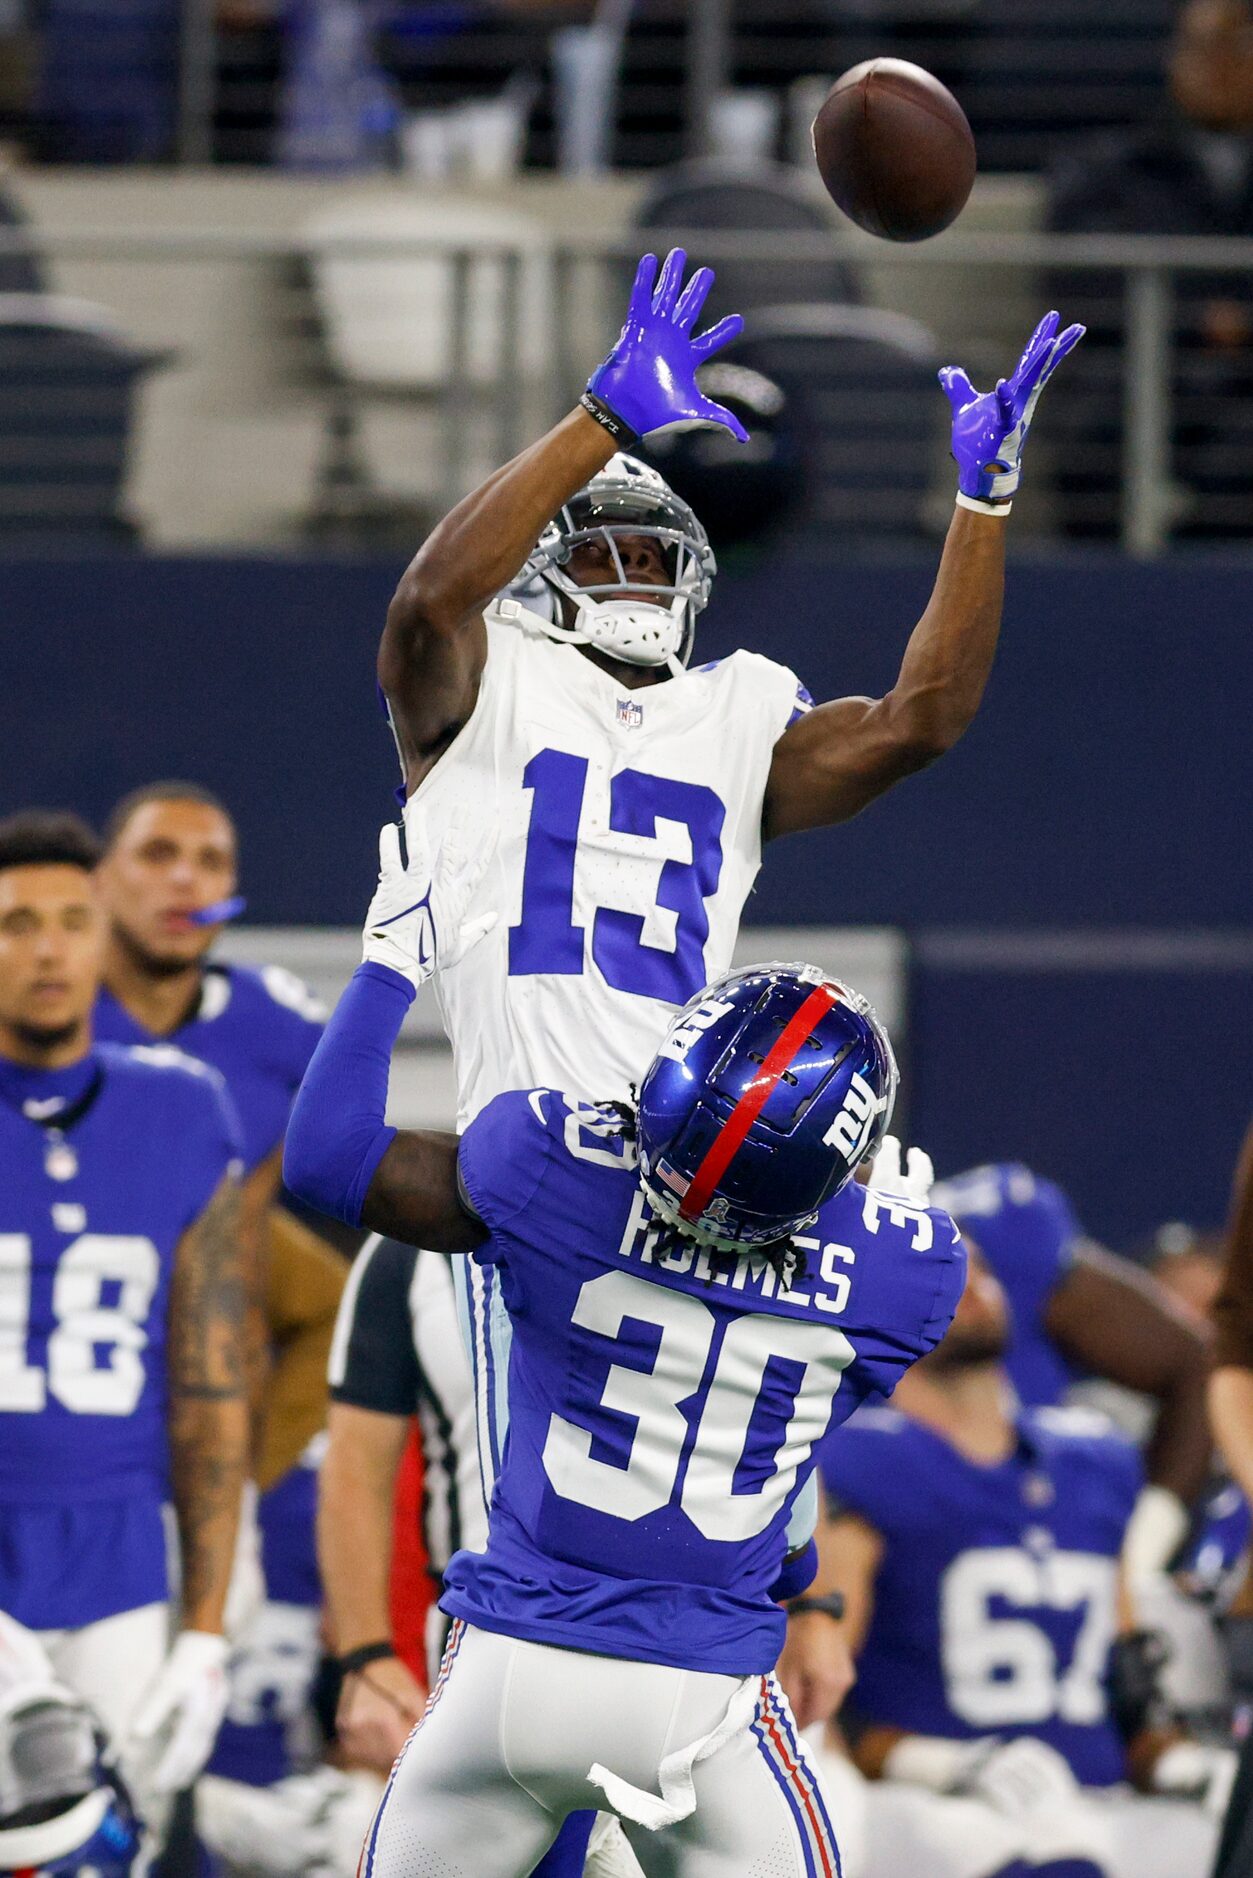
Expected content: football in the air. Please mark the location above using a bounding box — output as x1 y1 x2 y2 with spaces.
811 58 976 242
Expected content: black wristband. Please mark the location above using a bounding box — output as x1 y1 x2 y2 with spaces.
579 389 640 449
785 1592 846 1623
337 1640 398 1676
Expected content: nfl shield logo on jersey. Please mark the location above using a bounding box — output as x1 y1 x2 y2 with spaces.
616 697 644 730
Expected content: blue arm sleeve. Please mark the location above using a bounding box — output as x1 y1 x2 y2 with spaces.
769 1537 818 1603
283 961 413 1227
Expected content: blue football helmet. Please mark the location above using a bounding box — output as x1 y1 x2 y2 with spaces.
636 962 899 1251
0 1681 140 1878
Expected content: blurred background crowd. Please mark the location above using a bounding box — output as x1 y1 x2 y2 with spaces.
0 4 1251 1878
0 0 1253 549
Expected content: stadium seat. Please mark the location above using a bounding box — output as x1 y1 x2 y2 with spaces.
725 303 939 543
0 191 45 296
0 295 171 547
301 198 553 534
633 160 859 327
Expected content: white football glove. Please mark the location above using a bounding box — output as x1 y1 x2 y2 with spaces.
962 1737 1079 1819
362 817 496 993
198 1766 385 1878
1152 1740 1239 1819
124 1630 230 1797
871 1134 935 1207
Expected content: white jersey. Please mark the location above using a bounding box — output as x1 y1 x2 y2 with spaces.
406 609 808 1127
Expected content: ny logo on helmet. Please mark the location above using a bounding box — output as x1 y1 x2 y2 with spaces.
823 1071 887 1160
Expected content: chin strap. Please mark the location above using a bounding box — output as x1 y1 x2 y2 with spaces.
496 593 690 676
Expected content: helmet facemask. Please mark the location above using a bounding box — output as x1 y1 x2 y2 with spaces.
519 455 715 677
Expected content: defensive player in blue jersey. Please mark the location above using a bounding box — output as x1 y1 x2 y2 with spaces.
932 1162 1211 1596
283 814 967 1875
0 811 249 1838
812 1245 1231 1878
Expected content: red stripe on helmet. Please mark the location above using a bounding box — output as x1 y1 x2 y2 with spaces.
678 983 839 1228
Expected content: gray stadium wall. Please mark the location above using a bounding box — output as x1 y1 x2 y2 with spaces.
3 549 1250 1246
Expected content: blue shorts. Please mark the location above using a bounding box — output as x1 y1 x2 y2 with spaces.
0 1492 168 1628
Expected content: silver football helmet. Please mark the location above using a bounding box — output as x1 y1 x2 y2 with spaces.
0 1679 139 1878
518 454 716 676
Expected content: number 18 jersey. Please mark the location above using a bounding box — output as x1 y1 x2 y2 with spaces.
408 610 809 1128
442 1090 965 1678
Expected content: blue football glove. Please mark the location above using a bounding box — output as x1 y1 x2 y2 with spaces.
940 310 1085 512
583 247 748 446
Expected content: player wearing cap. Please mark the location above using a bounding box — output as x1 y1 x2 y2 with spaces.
283 811 967 1875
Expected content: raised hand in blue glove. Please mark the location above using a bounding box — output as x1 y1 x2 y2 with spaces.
940 311 1085 514
582 247 748 447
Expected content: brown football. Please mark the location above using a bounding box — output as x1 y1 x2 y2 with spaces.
811 59 976 242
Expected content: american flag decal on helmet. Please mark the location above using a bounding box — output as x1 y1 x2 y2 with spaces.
657 1160 690 1196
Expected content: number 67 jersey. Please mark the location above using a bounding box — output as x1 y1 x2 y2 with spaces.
442 1091 966 1678
407 609 812 1128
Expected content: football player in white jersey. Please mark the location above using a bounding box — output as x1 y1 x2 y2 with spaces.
378 247 1081 1122
365 247 1083 1733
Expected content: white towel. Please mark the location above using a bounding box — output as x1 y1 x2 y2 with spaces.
587 1675 760 1831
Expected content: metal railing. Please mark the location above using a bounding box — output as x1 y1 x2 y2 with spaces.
2 223 1252 554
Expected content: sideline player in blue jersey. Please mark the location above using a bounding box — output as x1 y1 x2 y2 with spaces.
932 1162 1211 1595
0 811 249 1837
93 782 332 1618
282 815 967 1876
811 1245 1232 1878
94 782 325 1189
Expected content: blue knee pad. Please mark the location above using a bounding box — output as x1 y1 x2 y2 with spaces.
529 1810 596 1876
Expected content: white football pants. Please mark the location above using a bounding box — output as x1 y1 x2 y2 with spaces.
33 1600 169 1747
364 1622 844 1878
2 1602 172 1854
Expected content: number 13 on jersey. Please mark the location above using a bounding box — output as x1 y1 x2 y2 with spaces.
508 749 726 1005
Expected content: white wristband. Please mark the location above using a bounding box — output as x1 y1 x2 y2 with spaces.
1122 1485 1190 1591
956 492 1012 517
882 1734 988 1792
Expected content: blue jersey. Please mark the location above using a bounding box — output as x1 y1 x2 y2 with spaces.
822 1404 1141 1787
94 962 324 1174
210 1444 324 1787
932 1164 1081 1407
442 1091 965 1678
0 1045 241 1627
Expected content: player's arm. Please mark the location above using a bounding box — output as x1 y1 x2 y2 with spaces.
1209 1120 1253 1505
256 1208 346 1490
379 248 747 788
380 413 611 778
238 1143 282 1462
1043 1242 1211 1578
284 823 488 1251
167 1174 251 1634
774 1495 859 1729
320 1402 426 1771
814 1510 900 1776
764 313 1084 839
